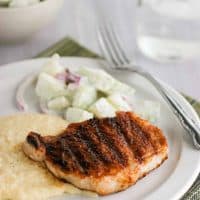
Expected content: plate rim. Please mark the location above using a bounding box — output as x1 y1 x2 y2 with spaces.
0 56 200 200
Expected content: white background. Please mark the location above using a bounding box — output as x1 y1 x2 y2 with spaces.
0 0 199 100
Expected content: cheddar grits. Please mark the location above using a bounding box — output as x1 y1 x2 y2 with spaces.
0 114 95 200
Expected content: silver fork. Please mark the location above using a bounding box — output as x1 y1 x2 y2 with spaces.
97 24 200 150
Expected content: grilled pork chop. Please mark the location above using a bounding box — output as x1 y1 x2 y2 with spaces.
23 111 168 195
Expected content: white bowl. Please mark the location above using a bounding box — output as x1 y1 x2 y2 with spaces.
0 0 64 42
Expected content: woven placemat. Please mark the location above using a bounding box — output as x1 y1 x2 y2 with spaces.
37 37 200 200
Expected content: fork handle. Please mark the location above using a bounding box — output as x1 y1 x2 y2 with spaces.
139 71 200 150
112 65 200 149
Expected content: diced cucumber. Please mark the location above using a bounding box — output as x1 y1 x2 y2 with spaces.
107 93 132 111
65 107 93 123
65 78 91 102
78 67 116 94
65 83 79 101
47 96 69 111
89 98 116 118
108 81 135 96
133 100 160 124
78 67 135 96
41 54 65 76
35 73 67 100
72 85 97 109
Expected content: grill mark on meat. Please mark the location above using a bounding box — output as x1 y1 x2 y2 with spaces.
127 113 157 154
101 118 130 164
70 149 90 174
130 117 167 153
106 117 138 162
45 144 56 153
60 138 85 173
87 119 120 165
45 141 69 171
85 120 114 164
115 114 147 162
91 118 128 166
64 126 105 174
60 139 75 171
130 122 155 159
129 119 155 152
60 153 69 170
65 130 109 175
107 118 131 149
75 125 105 167
106 117 148 162
126 116 150 162
61 140 86 172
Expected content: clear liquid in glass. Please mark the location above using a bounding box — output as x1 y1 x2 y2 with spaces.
136 0 200 62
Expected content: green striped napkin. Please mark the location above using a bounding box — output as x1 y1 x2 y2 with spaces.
37 37 200 200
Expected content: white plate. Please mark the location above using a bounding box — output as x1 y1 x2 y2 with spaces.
0 57 200 200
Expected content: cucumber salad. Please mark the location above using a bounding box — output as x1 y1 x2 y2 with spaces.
0 0 43 7
16 54 160 124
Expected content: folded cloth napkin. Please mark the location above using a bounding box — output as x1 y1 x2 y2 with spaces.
37 37 200 200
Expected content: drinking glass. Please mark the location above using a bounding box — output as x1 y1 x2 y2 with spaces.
136 0 200 62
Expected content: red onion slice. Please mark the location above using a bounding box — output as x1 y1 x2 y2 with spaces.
39 100 50 114
16 74 37 112
55 69 81 84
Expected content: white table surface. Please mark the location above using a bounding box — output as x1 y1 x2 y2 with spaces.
0 0 199 100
